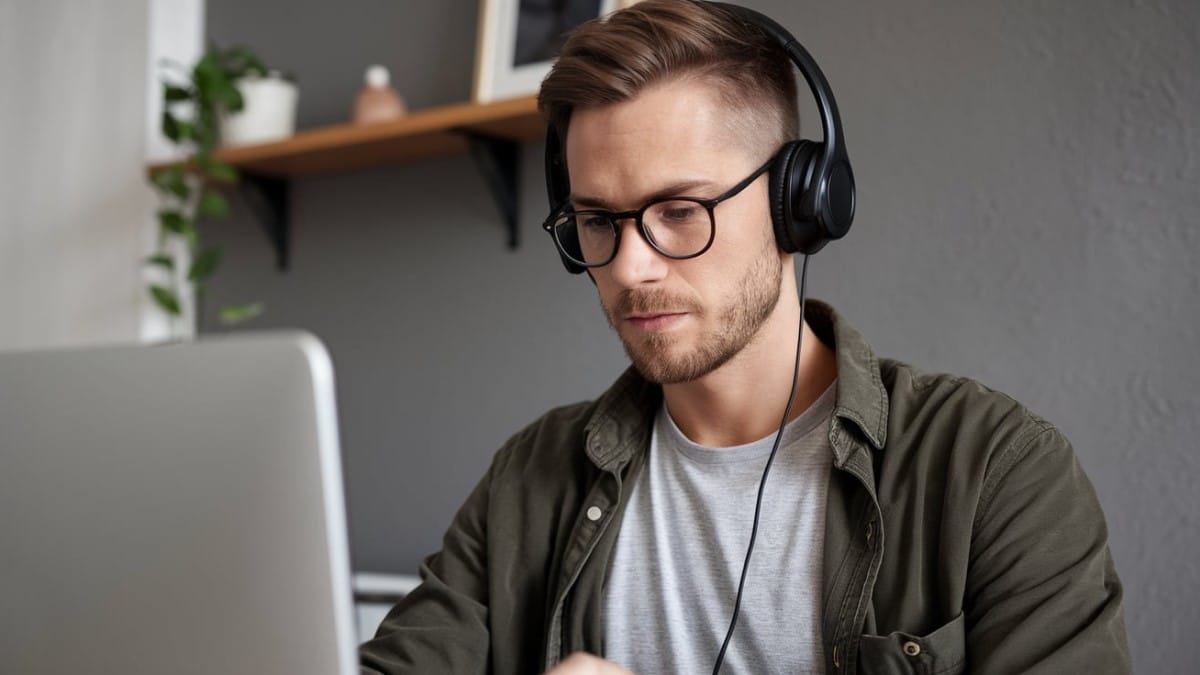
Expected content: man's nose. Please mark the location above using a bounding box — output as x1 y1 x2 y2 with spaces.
607 218 668 288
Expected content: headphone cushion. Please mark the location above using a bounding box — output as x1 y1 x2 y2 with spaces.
768 141 802 253
545 126 570 209
771 141 824 253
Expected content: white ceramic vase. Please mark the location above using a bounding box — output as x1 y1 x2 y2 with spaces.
219 70 298 147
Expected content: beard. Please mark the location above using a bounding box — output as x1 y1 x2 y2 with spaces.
603 240 783 385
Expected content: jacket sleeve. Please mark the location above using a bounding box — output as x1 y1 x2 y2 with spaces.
965 424 1131 674
358 449 501 674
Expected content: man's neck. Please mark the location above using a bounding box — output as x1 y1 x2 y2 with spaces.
661 301 837 448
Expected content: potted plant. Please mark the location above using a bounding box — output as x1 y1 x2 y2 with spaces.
147 44 291 336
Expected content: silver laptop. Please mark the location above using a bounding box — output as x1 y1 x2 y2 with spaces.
0 332 357 674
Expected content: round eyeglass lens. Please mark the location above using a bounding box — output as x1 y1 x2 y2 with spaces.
642 199 713 257
554 212 616 265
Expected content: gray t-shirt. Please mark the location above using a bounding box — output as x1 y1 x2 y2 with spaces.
603 381 836 674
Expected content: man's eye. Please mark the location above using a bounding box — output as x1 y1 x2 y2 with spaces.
659 204 700 222
581 215 610 230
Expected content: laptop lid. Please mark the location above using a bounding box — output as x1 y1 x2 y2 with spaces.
0 332 357 674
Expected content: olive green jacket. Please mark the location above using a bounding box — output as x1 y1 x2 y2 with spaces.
360 300 1130 675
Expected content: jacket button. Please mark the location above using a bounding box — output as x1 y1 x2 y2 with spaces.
586 506 603 521
902 640 921 657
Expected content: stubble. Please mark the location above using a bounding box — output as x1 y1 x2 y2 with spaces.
603 241 783 384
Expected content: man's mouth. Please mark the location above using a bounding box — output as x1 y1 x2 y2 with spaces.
625 312 687 331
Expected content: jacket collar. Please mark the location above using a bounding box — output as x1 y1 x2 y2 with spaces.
804 300 889 452
583 366 661 472
583 298 888 472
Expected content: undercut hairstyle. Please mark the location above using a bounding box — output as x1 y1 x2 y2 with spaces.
538 0 799 162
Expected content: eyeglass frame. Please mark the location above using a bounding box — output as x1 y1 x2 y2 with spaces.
541 154 776 269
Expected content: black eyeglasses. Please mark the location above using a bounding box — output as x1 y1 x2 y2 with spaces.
542 155 775 269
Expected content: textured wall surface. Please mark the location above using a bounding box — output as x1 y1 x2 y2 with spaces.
0 0 151 350
203 0 1199 670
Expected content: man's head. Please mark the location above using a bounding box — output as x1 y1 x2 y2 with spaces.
538 1 802 385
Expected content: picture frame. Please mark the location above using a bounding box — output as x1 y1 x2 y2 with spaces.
473 0 637 103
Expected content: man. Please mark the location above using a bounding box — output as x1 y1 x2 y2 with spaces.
360 2 1130 673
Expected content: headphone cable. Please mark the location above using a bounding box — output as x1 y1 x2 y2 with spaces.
711 253 811 675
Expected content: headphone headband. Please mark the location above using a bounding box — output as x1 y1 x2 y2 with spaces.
708 4 848 170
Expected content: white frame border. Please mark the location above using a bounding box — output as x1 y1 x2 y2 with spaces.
473 0 628 103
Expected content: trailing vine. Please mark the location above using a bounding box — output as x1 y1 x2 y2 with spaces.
147 45 269 335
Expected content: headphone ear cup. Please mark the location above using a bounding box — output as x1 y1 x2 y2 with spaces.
544 126 587 274
778 139 853 255
770 140 825 254
785 140 828 254
768 141 802 253
545 126 570 210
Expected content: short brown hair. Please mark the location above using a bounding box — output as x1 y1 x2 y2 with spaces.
537 0 799 159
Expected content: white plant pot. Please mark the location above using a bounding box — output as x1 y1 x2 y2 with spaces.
219 72 298 147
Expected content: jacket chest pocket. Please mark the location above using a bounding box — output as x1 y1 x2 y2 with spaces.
857 612 965 675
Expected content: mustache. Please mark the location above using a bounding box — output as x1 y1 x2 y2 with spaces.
613 288 702 317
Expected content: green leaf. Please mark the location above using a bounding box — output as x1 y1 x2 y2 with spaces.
225 46 268 79
217 83 244 112
157 210 191 235
151 166 181 189
192 122 216 151
151 167 189 200
150 285 182 316
188 248 222 282
144 254 175 270
161 110 182 142
163 83 191 102
202 159 238 183
173 119 195 141
159 105 197 146
193 54 229 103
219 302 263 325
198 191 229 217
193 52 219 81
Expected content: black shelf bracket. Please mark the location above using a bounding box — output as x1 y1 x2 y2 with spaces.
463 132 521 249
230 133 521 268
238 173 290 271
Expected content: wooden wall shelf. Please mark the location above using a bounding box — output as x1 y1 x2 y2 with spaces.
146 95 545 268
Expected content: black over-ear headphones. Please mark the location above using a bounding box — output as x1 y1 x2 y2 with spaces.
543 1 856 274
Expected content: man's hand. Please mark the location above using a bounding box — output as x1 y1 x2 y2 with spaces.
544 652 634 675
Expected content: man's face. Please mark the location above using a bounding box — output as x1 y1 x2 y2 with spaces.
565 79 784 384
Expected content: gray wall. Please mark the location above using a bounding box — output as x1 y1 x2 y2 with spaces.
202 1 1199 670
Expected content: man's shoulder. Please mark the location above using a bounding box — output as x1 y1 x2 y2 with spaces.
875 357 1069 475
489 398 601 474
511 398 599 446
880 356 1054 423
